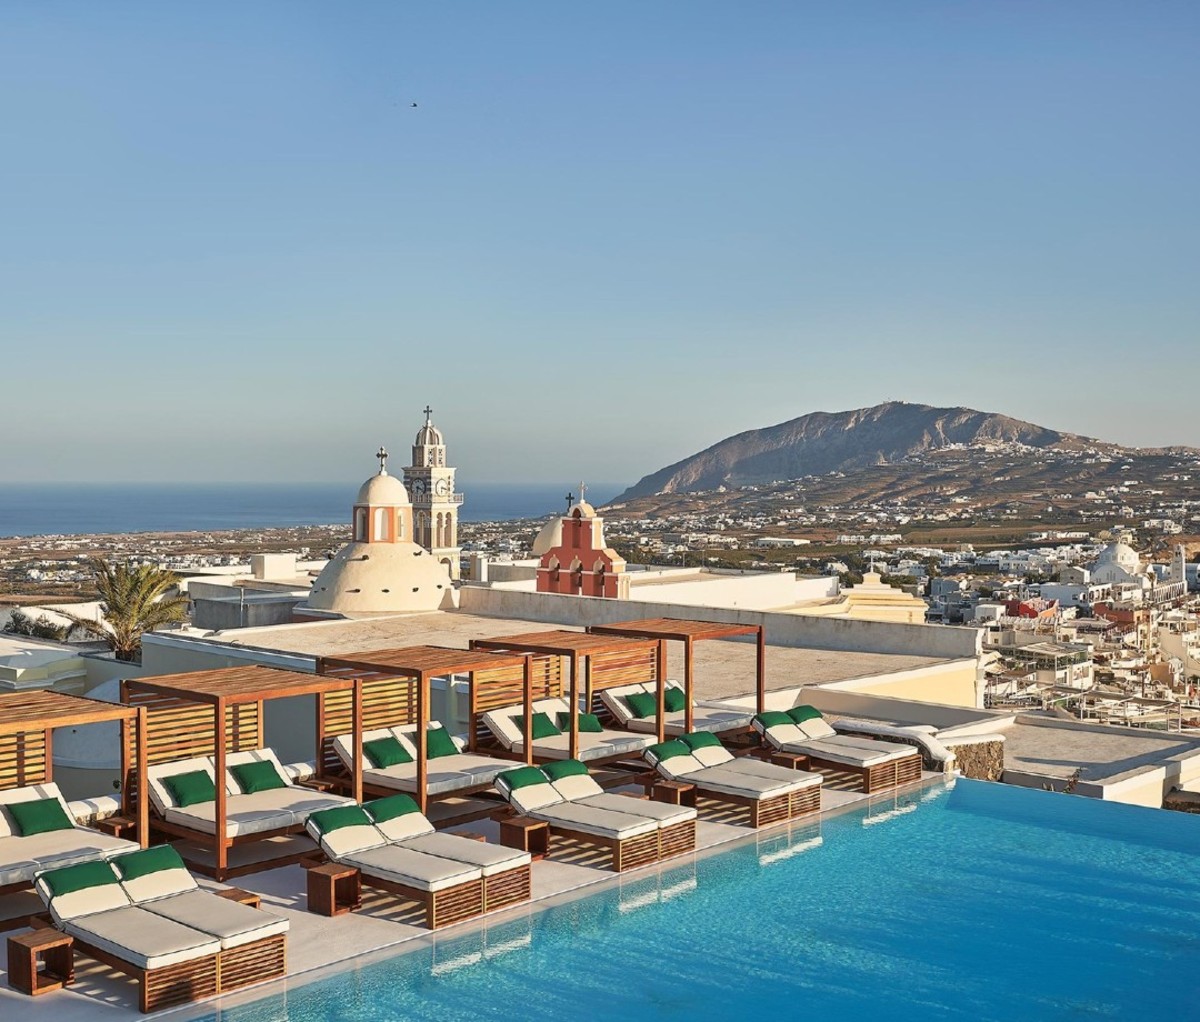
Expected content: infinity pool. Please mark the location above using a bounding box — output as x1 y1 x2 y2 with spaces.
193 780 1200 1022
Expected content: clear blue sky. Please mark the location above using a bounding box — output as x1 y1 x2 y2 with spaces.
2 2 1197 486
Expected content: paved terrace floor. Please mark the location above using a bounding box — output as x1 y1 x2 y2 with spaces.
1001 712 1200 783
173 608 956 702
0 777 943 1020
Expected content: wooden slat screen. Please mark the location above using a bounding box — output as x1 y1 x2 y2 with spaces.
585 645 658 713
470 655 561 750
317 676 419 780
0 731 48 790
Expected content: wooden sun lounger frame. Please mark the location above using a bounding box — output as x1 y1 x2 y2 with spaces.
518 811 696 872
0 691 148 930
794 747 923 794
31 913 287 1014
310 851 532 929
121 666 361 880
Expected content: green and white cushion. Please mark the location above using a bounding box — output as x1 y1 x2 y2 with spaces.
542 760 604 802
796 718 838 740
394 722 466 757
37 859 131 924
112 845 197 902
307 804 385 858
645 740 704 778
365 795 435 843
496 766 562 814
332 727 395 773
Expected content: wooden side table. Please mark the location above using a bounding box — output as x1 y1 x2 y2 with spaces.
306 862 361 916
499 815 550 859
213 886 261 909
770 752 809 771
296 776 339 793
95 815 138 840
651 780 697 807
7 929 74 996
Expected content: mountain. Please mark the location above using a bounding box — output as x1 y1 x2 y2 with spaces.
615 402 1110 501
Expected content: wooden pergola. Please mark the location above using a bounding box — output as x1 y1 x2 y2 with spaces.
588 617 765 740
315 645 533 813
0 690 148 846
121 666 359 876
470 630 662 758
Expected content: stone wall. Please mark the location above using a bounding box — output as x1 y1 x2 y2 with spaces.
943 735 1005 781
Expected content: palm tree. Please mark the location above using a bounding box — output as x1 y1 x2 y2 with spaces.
69 558 189 662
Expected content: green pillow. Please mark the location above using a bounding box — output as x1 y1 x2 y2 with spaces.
680 731 722 751
365 794 420 824
625 691 657 719
542 759 588 782
425 726 459 759
647 739 691 763
42 860 119 898
756 711 793 730
499 766 549 792
557 711 603 733
232 760 287 794
664 687 687 713
165 770 216 808
363 736 412 768
310 804 372 836
8 797 74 837
517 711 561 740
787 705 823 724
113 844 186 881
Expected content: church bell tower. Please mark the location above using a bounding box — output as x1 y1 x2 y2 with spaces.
403 406 463 579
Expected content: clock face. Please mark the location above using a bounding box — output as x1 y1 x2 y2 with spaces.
435 479 449 496
411 479 425 497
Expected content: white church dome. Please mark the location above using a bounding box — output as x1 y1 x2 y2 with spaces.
415 421 444 447
356 471 410 507
532 517 564 557
308 541 452 614
1095 542 1141 573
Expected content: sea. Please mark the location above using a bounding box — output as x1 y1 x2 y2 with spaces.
0 482 624 539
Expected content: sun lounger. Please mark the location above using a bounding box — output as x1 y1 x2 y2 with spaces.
0 782 138 928
644 733 823 828
147 748 354 841
306 795 531 927
482 698 656 763
331 723 512 799
597 681 754 737
36 859 219 1012
753 707 923 794
495 761 696 871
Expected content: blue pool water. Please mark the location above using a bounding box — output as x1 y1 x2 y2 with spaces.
192 781 1200 1022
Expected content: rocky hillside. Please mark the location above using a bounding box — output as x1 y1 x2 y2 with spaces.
615 402 1106 500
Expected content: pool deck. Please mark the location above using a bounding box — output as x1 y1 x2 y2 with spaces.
0 774 943 1019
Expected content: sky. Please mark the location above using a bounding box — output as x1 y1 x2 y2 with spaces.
2 2 1198 487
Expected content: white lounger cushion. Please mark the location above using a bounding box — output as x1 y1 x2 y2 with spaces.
0 783 75 838
577 794 696 825
165 801 295 837
529 802 659 840
373 812 436 844
362 752 510 796
140 890 289 949
686 765 812 799
724 758 822 786
482 699 572 751
797 718 838 740
65 905 221 970
548 773 605 802
402 833 531 876
315 822 386 859
343 845 482 893
507 730 655 762
778 737 907 768
0 828 136 886
652 753 706 779
507 781 563 815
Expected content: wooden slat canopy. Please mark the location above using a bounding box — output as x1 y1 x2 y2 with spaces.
0 690 147 847
470 630 662 757
316 645 533 812
588 617 766 737
122 666 359 875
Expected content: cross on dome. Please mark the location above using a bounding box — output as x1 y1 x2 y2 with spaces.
376 446 389 474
